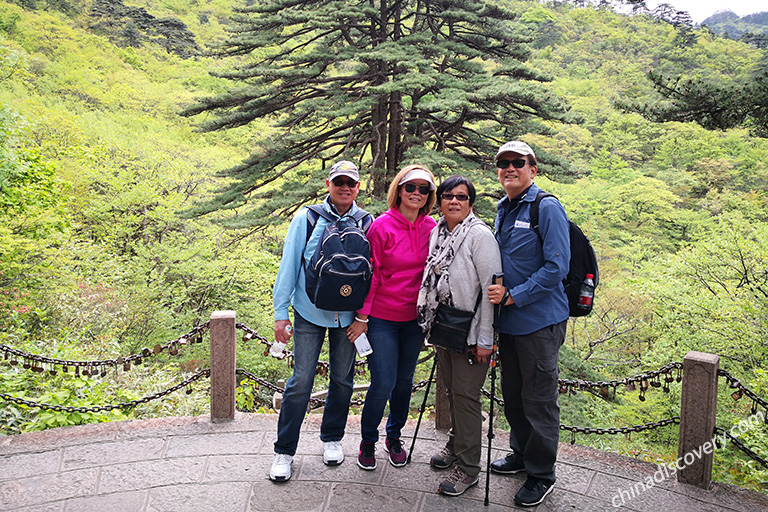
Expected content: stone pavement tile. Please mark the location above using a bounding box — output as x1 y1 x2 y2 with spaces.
207 412 278 434
0 468 99 509
403 438 446 465
483 471 526 507
707 483 768 511
0 449 61 481
204 454 271 483
114 416 212 441
61 490 147 512
297 454 384 486
421 492 507 512
166 430 266 458
555 460 598 495
381 462 447 494
0 422 118 454
588 471 730 512
16 501 63 512
326 481 423 512
148 482 251 512
558 443 661 481
249 479 330 512
528 487 619 512
98 457 206 494
62 437 167 471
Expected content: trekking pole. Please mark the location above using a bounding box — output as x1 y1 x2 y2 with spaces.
485 272 503 506
407 347 437 464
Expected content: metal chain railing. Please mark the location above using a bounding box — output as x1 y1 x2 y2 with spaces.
0 322 209 376
714 369 768 469
4 321 767 472
714 427 768 469
0 369 209 414
561 417 681 445
718 368 768 414
557 361 683 401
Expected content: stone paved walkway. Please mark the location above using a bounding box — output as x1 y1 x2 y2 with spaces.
1 413 767 511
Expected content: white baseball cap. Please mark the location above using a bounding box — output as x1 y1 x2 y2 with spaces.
495 141 537 163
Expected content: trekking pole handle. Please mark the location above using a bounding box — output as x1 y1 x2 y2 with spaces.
491 273 503 368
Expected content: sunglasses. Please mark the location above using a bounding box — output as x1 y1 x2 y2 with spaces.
403 183 431 195
441 193 470 202
497 159 530 169
332 178 358 188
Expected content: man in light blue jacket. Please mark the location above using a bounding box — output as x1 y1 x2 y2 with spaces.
270 161 366 482
488 141 570 507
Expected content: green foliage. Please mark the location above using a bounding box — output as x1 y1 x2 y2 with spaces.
618 55 768 138
0 366 133 434
702 11 768 41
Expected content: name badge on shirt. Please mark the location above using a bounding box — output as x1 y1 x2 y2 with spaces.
515 220 530 229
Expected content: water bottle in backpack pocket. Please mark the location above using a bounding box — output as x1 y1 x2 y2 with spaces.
304 205 373 311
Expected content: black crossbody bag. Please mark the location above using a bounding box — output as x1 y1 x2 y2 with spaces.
428 293 482 353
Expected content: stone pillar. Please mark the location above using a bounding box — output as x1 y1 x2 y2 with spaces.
678 350 719 489
210 310 236 422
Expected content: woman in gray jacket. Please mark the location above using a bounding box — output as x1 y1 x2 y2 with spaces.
416 175 502 496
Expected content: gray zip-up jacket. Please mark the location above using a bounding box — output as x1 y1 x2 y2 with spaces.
428 220 502 350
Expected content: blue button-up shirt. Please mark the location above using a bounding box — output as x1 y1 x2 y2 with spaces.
494 183 570 335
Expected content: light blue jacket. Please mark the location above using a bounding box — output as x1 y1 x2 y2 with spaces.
494 183 570 335
273 197 366 328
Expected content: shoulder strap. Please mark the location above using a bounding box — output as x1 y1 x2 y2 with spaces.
530 190 556 241
305 205 333 244
305 205 373 243
352 208 374 233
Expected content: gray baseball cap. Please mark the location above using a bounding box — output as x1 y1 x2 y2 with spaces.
328 160 360 181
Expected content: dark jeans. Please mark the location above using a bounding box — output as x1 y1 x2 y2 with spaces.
274 311 356 456
497 321 567 482
360 316 424 443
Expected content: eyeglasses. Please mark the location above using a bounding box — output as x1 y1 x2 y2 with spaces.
441 193 470 202
497 159 531 169
332 178 358 188
403 183 431 195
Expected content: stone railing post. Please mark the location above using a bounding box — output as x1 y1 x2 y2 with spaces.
678 350 719 489
210 310 236 422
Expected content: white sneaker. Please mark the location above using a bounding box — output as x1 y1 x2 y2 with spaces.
323 441 344 466
269 453 293 482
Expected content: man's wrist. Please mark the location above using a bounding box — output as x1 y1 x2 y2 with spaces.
502 289 512 306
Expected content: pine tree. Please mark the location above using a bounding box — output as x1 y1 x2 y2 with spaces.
180 0 573 226
616 53 768 140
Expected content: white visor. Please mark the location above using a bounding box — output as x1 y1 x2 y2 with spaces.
398 168 436 190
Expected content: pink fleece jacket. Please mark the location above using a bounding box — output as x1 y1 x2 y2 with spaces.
358 208 437 322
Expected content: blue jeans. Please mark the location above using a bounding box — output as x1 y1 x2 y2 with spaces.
274 311 357 456
360 316 425 443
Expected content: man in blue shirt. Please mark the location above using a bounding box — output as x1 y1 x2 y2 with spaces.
270 161 365 482
488 141 570 507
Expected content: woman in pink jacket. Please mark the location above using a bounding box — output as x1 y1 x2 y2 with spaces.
347 164 437 471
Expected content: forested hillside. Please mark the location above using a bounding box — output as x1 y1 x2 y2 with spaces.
703 10 768 42
1 0 767 491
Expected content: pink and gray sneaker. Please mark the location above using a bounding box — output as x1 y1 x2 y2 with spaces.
358 440 376 470
385 437 407 467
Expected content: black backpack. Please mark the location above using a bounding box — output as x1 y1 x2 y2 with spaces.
530 191 599 317
304 205 374 311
